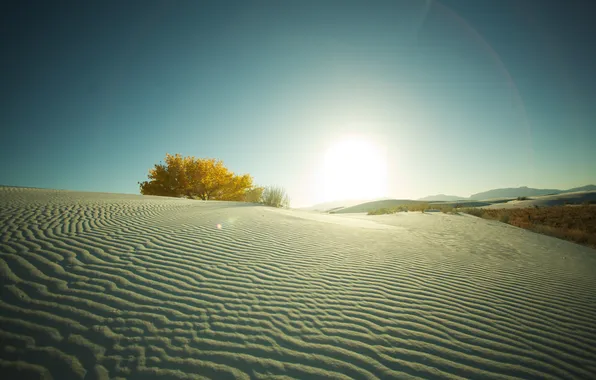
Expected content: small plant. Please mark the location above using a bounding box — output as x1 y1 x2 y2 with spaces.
261 186 290 208
440 206 454 214
517 196 528 201
405 203 429 212
368 208 385 215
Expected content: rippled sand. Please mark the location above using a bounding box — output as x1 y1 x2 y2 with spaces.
1 187 595 379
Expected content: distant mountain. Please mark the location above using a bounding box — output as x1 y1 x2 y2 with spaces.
300 199 372 212
563 185 596 193
469 185 596 200
470 186 560 200
310 185 596 212
417 194 466 201
332 199 425 214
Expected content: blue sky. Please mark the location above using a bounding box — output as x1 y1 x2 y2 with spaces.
1 0 594 207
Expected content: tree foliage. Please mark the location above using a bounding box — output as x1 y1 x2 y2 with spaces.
244 186 265 203
139 153 255 201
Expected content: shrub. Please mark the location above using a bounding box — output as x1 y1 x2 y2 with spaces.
368 204 435 215
517 196 529 201
463 208 484 217
261 186 290 208
139 153 253 200
406 203 429 212
531 225 595 247
368 208 396 215
440 206 454 213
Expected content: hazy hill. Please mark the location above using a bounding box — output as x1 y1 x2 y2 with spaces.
565 185 596 193
331 199 426 214
417 194 466 201
471 186 561 200
469 185 596 200
300 199 373 212
306 185 595 212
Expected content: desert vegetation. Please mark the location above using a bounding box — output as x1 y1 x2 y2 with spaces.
139 153 289 207
260 185 291 208
367 201 596 248
367 203 457 215
461 205 596 248
243 186 265 203
139 153 253 200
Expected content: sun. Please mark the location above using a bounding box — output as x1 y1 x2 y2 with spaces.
321 136 387 202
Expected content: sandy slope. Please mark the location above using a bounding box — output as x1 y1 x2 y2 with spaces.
1 187 596 380
483 191 596 209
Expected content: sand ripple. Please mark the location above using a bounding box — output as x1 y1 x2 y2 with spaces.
1 187 596 379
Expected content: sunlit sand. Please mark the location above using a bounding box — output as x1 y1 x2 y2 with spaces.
1 187 595 379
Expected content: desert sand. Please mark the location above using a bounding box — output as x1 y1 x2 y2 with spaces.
482 191 596 209
1 187 595 379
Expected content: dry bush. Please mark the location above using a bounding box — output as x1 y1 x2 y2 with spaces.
367 203 428 215
462 208 484 217
478 205 596 248
368 208 395 215
406 203 430 212
261 186 290 208
440 206 454 213
531 225 596 246
371 202 595 248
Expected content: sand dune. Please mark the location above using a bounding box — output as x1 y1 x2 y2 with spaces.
483 191 596 209
1 187 596 379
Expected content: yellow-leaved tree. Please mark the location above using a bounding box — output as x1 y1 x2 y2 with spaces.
139 153 256 200
244 186 265 203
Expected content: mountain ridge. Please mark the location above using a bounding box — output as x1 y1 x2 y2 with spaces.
469 184 596 200
415 185 596 202
417 194 467 201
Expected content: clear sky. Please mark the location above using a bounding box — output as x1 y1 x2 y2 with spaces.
1 0 595 207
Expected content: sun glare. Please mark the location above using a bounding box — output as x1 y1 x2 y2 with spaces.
321 136 387 202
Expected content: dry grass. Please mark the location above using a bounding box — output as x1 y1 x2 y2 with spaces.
408 203 430 212
368 203 427 215
439 205 455 214
367 207 397 215
462 205 596 248
368 203 460 215
260 186 290 208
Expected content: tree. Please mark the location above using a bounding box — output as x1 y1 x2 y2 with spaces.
139 153 255 200
244 186 265 203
